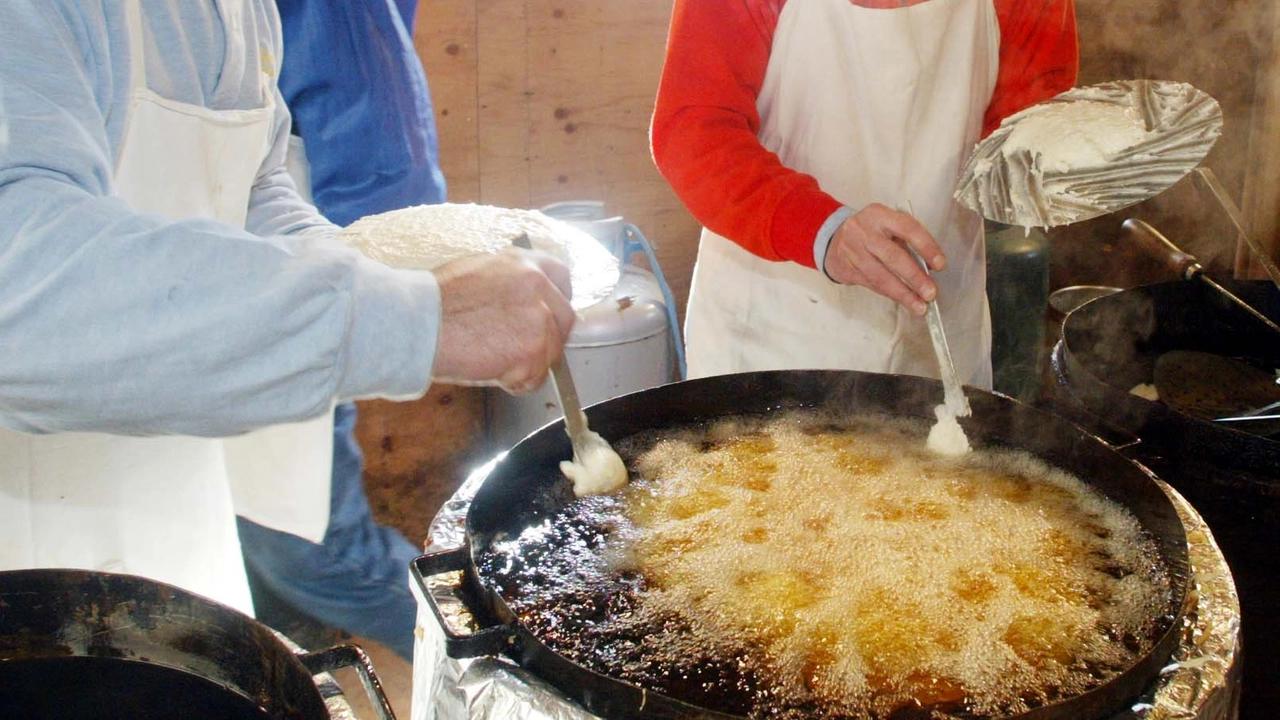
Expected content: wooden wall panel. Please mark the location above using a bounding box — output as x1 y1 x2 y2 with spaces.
474 0 534 206
414 0 700 324
413 0 480 201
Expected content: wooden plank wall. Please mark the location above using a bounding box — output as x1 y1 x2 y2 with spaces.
359 0 702 540
412 0 701 318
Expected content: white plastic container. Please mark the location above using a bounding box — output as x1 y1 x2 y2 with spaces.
486 204 678 449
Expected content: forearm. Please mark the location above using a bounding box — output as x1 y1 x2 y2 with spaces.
650 0 840 268
0 176 438 436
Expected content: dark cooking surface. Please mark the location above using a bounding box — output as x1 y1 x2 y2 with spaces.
476 412 1177 720
0 657 272 719
477 493 761 717
427 371 1191 720
0 570 337 720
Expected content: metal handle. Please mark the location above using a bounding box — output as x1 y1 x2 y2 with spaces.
1120 218 1280 336
1120 218 1202 280
899 201 970 417
411 550 517 659
1215 398 1280 423
299 645 397 720
549 357 589 458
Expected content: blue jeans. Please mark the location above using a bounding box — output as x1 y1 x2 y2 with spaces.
237 402 419 659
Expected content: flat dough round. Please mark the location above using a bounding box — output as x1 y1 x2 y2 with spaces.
340 203 621 310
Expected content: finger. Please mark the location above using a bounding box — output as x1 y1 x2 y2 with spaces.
506 367 549 396
867 238 937 303
520 249 574 301
498 362 544 395
542 304 569 365
875 204 947 271
853 254 929 316
886 212 947 272
547 296 578 345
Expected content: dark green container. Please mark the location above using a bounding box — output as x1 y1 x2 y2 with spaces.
985 221 1049 402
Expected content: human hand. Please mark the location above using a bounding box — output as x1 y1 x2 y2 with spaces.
429 249 577 394
822 203 946 316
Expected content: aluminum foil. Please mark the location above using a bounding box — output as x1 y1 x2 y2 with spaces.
411 456 1241 720
954 80 1222 229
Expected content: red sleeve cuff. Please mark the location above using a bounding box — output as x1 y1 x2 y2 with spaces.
769 189 844 269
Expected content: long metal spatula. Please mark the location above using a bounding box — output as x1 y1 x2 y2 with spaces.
514 231 627 494
510 231 595 457
549 357 593 460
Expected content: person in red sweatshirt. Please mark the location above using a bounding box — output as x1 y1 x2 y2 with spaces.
651 0 1077 386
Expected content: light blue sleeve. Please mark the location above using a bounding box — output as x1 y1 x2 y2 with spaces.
0 0 439 436
815 206 854 282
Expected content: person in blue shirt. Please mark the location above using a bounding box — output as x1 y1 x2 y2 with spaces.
236 0 450 661
0 0 574 625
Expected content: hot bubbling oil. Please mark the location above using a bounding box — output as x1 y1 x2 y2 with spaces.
479 410 1173 719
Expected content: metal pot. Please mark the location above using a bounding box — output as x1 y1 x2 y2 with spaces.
1049 275 1280 715
414 370 1191 720
1047 285 1122 318
0 569 396 720
1055 277 1280 471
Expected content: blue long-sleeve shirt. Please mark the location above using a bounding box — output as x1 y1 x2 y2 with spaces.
276 0 447 227
0 0 440 436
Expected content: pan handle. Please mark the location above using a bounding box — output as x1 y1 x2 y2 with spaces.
1121 218 1201 280
412 547 519 660
299 644 397 720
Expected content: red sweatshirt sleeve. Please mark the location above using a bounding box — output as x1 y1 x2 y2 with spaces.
985 0 1080 136
650 0 839 268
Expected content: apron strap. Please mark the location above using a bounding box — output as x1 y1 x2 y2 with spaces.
124 0 148 93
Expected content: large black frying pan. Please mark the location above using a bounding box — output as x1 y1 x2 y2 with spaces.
1056 276 1280 472
415 370 1190 720
0 569 396 720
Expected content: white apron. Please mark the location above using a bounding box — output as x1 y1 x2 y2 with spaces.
684 0 998 388
0 0 331 614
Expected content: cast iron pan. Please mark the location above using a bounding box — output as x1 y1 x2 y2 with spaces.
1057 277 1280 473
0 569 396 720
416 370 1191 720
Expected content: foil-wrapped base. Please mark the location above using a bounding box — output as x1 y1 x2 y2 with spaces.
411 458 1241 720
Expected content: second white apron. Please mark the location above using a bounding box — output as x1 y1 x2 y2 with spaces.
683 0 998 388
